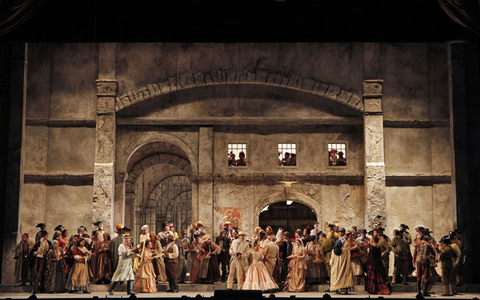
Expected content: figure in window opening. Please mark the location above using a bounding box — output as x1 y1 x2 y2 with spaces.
236 151 246 166
228 151 236 166
337 151 346 166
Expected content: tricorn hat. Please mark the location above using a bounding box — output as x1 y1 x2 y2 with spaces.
36 223 46 228
338 227 346 233
440 235 451 245
122 226 132 232
54 225 63 231
400 224 410 230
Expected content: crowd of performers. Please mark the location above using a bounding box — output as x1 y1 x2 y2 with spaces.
14 217 467 297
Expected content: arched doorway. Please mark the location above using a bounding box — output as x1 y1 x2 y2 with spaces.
259 201 317 236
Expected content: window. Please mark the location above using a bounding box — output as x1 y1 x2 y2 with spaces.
328 143 347 166
228 144 247 167
278 143 296 166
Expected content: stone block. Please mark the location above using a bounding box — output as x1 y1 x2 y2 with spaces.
204 72 213 85
93 164 115 235
96 80 117 96
148 83 162 97
337 90 353 105
168 77 178 92
312 82 329 95
255 70 268 83
324 85 341 100
281 76 289 86
363 81 383 96
158 81 171 94
364 98 382 113
364 115 385 164
226 69 236 83
349 94 363 109
199 127 213 173
24 126 48 174
287 75 299 87
179 73 195 89
267 73 277 84
302 79 315 92
218 70 225 82
210 70 218 82
274 75 284 85
95 115 115 163
194 72 205 86
97 96 116 113
247 72 255 82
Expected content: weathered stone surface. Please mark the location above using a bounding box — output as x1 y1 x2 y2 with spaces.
24 126 48 174
302 79 315 92
95 115 115 164
97 96 116 113
364 115 385 164
256 70 268 83
158 81 171 94
179 73 195 89
93 164 114 234
324 85 341 100
363 81 383 96
168 77 178 92
227 69 236 83
199 127 213 173
246 72 255 82
312 82 329 95
267 73 276 84
96 81 118 96
430 127 452 175
337 90 353 105
364 98 382 113
288 75 299 87
194 72 205 86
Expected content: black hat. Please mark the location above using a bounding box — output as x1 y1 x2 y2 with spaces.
54 225 63 231
367 230 374 235
328 224 335 228
40 230 49 237
400 224 410 230
79 225 88 232
440 235 451 245
338 227 346 233
449 231 457 238
122 226 132 232
454 229 462 234
36 223 46 228
93 221 103 227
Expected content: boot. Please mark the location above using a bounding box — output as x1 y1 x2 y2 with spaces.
127 280 136 295
417 281 422 295
441 284 452 296
173 280 179 293
167 280 173 292
451 284 457 295
108 281 119 295
402 275 409 285
422 282 431 296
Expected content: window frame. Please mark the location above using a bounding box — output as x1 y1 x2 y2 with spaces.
276 142 298 168
227 142 248 168
327 141 348 168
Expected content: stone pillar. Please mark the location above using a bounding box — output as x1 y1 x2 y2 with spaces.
197 127 214 233
363 79 386 228
93 44 116 234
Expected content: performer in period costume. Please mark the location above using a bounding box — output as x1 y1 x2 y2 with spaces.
283 238 307 292
35 223 47 243
110 225 128 273
108 234 136 295
262 234 279 279
149 232 167 283
376 228 392 283
58 230 69 251
165 234 180 293
176 229 190 283
14 233 33 285
30 230 51 293
347 230 364 285
189 232 202 283
133 240 157 293
450 230 465 287
133 225 150 274
305 235 321 284
227 231 250 290
278 231 293 283
89 230 101 282
93 221 104 242
329 228 354 294
390 229 410 285
320 224 337 281
412 226 435 296
315 233 329 284
449 232 462 295
94 232 112 284
365 234 391 295
438 235 455 296
158 221 170 248
198 234 221 283
399 224 414 275
242 240 278 292
69 238 91 293
44 240 66 293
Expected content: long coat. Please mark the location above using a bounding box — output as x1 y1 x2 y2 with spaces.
109 235 124 272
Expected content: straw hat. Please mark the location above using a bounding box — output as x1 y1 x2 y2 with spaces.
199 234 211 243
238 231 247 236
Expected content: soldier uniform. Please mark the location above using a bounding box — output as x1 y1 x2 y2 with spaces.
438 235 455 296
390 230 409 285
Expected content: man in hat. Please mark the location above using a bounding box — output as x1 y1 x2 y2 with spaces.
412 226 435 296
108 233 136 295
176 229 190 283
110 225 128 273
215 229 231 282
158 221 170 248
35 223 46 243
30 230 51 293
437 235 455 296
449 231 462 294
451 230 466 287
227 231 250 290
390 229 409 285
262 234 279 278
93 221 104 242
165 234 180 292
399 224 414 274
169 222 179 239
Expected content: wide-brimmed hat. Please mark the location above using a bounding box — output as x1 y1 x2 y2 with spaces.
238 231 247 236
199 234 211 243
400 224 409 230
122 226 132 232
224 221 231 226
123 234 132 238
197 221 204 227
338 227 346 233
36 223 46 228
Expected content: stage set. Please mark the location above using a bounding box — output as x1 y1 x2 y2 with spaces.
1 1 480 300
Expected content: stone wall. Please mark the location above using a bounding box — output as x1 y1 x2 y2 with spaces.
5 42 455 283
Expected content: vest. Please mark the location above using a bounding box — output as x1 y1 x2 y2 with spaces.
165 242 178 264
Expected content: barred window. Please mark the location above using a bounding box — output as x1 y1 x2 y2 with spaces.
278 144 296 166
228 144 247 167
328 143 347 166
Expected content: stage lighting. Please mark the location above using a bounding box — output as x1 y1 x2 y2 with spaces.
129 294 137 299
269 293 276 298
322 294 332 300
27 295 37 300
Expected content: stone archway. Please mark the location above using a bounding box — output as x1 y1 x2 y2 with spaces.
254 191 322 226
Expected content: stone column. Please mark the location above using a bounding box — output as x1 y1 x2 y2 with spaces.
93 44 117 234
197 127 214 233
363 79 386 228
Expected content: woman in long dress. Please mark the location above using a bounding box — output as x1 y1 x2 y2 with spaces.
365 237 390 295
95 232 112 283
149 232 167 283
330 229 354 294
283 238 307 292
89 231 100 283
198 234 221 283
44 240 67 293
69 238 91 293
14 233 33 285
133 240 157 293
305 235 321 284
347 231 364 285
242 240 279 292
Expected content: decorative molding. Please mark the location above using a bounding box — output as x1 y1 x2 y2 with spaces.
115 69 364 113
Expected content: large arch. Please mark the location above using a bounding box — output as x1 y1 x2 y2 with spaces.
114 69 364 113
254 191 322 226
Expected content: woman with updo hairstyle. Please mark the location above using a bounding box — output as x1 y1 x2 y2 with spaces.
133 240 157 293
149 231 167 283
